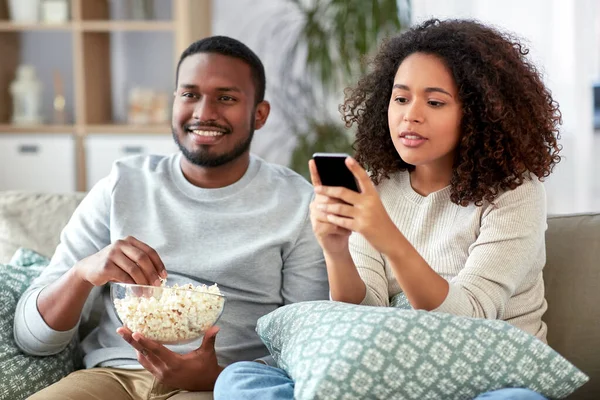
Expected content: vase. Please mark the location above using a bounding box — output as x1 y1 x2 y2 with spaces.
10 65 44 125
7 0 40 23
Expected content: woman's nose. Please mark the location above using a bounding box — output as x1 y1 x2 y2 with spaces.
403 102 424 123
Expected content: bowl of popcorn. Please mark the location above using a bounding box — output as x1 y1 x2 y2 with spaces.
111 281 225 344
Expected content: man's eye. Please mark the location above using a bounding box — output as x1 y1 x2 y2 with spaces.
182 92 197 99
219 95 235 102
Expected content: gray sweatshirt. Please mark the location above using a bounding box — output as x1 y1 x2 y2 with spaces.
13 153 329 368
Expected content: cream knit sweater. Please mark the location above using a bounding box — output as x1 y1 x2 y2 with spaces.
351 171 548 342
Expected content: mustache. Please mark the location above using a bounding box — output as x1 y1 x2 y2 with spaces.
184 122 231 134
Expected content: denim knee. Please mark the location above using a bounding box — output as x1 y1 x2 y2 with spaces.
214 361 294 400
475 388 547 400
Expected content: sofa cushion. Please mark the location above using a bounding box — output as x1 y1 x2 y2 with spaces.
0 191 85 263
544 213 600 399
0 248 80 400
257 300 588 400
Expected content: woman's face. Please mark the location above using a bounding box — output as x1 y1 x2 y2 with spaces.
388 52 462 171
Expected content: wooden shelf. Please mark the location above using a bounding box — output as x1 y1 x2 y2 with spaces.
0 21 175 32
85 124 171 134
0 0 211 191
79 21 174 32
0 21 73 31
0 124 75 133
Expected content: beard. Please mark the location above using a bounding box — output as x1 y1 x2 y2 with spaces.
172 117 255 168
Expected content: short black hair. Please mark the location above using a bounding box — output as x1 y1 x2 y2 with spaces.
175 36 266 104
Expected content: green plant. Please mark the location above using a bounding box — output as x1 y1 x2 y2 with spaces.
265 0 410 178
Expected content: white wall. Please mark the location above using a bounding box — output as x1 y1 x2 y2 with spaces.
212 0 309 167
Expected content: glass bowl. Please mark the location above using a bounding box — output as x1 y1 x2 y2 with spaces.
111 282 226 345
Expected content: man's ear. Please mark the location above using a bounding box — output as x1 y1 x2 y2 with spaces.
253 100 271 130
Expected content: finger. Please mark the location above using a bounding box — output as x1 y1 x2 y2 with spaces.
316 202 355 218
121 238 164 284
125 237 168 280
116 326 132 336
119 327 166 370
313 193 345 206
314 185 360 205
112 250 149 285
199 326 220 352
107 261 135 284
120 245 159 286
136 349 163 378
132 332 176 365
326 213 354 230
308 159 322 187
345 157 375 194
311 208 337 225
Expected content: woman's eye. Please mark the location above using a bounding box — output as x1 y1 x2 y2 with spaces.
428 100 444 107
394 97 408 104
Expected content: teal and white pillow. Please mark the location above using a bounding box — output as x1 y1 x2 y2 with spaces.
0 248 80 400
257 300 588 400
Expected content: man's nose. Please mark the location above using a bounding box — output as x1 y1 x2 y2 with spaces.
193 98 218 121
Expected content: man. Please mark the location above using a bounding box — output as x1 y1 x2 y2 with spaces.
14 36 328 399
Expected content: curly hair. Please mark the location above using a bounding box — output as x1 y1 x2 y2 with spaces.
340 19 562 206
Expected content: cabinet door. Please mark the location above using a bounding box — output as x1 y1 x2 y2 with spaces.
0 134 75 193
85 134 178 190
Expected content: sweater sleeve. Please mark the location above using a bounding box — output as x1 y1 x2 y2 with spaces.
349 231 390 307
13 175 114 356
432 178 547 319
280 207 330 304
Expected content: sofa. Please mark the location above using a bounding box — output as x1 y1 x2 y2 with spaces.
0 191 598 399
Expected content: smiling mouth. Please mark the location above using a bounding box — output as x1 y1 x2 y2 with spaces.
189 129 225 137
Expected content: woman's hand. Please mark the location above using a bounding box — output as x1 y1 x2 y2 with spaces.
312 157 399 256
308 160 352 255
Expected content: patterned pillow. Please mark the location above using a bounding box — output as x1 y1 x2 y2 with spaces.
256 300 589 400
0 248 81 400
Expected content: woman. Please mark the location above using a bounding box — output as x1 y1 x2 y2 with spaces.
214 18 561 400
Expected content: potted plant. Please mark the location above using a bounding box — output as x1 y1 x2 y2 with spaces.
263 0 410 179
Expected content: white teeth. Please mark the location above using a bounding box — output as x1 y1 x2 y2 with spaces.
191 130 224 137
404 135 423 140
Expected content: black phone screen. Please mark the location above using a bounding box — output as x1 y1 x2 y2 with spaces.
312 153 360 192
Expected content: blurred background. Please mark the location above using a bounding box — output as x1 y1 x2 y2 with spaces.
0 0 598 215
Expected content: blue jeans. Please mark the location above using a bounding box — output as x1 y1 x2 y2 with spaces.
214 361 548 400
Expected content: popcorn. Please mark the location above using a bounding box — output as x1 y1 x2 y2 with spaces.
113 282 225 343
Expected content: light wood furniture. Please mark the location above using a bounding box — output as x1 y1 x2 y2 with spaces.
0 0 211 191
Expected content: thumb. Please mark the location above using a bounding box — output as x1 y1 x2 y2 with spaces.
199 326 220 352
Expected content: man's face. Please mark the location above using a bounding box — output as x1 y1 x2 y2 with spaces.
172 53 268 167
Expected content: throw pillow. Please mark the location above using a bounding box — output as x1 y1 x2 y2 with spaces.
0 191 85 263
0 248 81 400
257 300 589 400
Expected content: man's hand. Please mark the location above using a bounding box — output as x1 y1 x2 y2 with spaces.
117 326 223 391
74 236 167 287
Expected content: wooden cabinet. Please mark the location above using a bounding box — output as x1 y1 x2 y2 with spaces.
0 0 211 191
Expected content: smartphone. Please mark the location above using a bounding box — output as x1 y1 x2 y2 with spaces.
312 153 360 192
